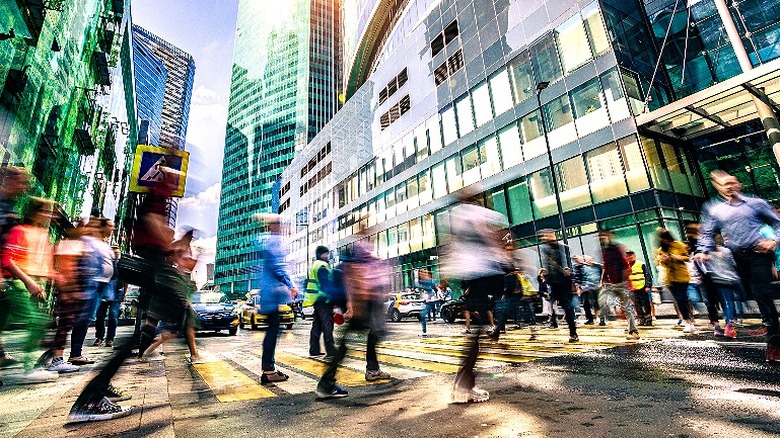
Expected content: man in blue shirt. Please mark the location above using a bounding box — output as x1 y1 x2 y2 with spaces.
695 170 780 362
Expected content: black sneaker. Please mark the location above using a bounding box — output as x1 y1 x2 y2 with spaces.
584 319 594 325
67 397 133 423
103 384 132 402
316 385 349 399
598 319 607 326
569 335 579 343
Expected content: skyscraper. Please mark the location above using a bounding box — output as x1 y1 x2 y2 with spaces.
215 0 342 296
132 33 166 146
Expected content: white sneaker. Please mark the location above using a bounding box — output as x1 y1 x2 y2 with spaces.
49 358 80 373
23 368 59 383
451 386 490 403
683 324 696 334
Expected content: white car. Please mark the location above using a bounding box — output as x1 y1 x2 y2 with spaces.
385 293 425 322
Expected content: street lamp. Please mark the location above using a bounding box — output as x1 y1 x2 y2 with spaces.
535 81 570 259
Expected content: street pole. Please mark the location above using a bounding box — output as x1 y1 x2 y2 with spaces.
536 82 570 261
714 0 780 165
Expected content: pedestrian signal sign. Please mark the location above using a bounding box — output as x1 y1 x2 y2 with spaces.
129 145 189 197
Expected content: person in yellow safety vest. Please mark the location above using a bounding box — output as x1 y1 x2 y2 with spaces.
306 246 336 358
627 250 653 326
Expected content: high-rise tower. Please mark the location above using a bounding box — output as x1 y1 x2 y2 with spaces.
215 0 342 296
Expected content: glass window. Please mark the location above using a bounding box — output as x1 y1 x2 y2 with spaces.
487 188 509 218
461 145 481 186
445 154 463 192
418 169 432 205
415 123 429 161
472 81 493 126
427 114 443 154
422 213 436 249
409 218 423 252
376 195 386 222
368 201 377 227
507 180 533 224
393 142 405 172
557 156 592 210
456 94 475 136
498 123 523 169
571 78 609 136
529 168 557 219
531 34 562 84
585 143 628 203
441 106 458 145
395 181 408 214
582 2 610 57
407 175 420 210
490 69 514 115
543 94 573 131
432 162 448 199
620 68 646 116
397 222 410 255
520 110 545 158
479 137 502 178
434 210 450 246
618 135 650 192
601 68 630 121
377 230 388 259
641 136 672 191
387 226 398 258
510 51 534 104
385 187 397 218
556 13 592 74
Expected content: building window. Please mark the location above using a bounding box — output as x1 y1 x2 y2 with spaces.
434 49 464 86
582 2 611 57
455 94 475 136
378 68 409 105
441 105 458 145
379 94 411 130
472 81 493 126
556 12 592 74
507 180 533 224
618 135 650 192
531 34 562 85
431 20 460 57
489 69 514 116
571 78 609 137
585 143 628 203
498 123 523 169
530 168 557 219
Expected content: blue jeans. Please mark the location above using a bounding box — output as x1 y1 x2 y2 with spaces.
717 285 737 323
261 311 280 371
70 293 101 358
421 302 433 333
94 300 121 341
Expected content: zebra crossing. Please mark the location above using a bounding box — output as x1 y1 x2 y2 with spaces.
188 322 690 403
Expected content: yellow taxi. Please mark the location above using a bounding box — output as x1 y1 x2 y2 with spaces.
238 292 295 330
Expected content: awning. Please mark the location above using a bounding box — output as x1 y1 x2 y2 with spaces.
636 58 780 141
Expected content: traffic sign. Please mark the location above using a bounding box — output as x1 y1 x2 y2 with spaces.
129 145 189 197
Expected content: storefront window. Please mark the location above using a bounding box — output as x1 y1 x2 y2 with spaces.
489 69 514 115
510 50 534 105
556 13 592 74
582 2 611 57
456 94 475 136
618 135 650 192
507 180 533 224
530 168 557 219
586 143 628 203
557 156 592 210
432 162 448 199
472 81 493 126
571 78 609 136
498 123 523 169
442 106 458 145
479 137 502 178
461 145 481 186
520 110 546 160
531 34 563 85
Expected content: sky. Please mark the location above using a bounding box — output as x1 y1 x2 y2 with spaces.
133 0 239 284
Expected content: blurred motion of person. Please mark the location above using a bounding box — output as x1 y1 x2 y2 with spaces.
696 170 780 361
0 166 31 378
627 250 653 327
539 229 578 342
686 223 723 330
598 229 639 340
93 245 122 348
305 245 336 358
0 198 57 382
441 188 509 404
573 255 602 325
656 228 696 334
316 223 391 399
257 214 296 384
490 263 524 341
707 235 740 338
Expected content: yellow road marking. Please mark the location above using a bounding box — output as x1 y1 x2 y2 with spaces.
272 351 383 387
192 359 276 402
344 349 461 374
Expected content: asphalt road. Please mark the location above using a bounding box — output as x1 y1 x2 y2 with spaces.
2 316 779 437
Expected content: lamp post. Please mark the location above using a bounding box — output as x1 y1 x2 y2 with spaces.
535 81 570 259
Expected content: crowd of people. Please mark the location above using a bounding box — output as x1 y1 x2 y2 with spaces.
1 163 778 422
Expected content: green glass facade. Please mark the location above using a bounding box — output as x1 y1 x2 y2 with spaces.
1 0 136 227
215 0 341 296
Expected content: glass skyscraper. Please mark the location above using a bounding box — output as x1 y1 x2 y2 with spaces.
215 0 342 296
132 31 167 147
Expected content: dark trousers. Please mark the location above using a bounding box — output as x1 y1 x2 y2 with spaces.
550 287 577 337
631 289 651 322
582 289 597 322
95 300 121 341
318 321 380 391
733 251 779 341
261 311 280 371
700 277 723 324
670 282 692 321
309 300 336 356
493 294 521 337
70 295 100 358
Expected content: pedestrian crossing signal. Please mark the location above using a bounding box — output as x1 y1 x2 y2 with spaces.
129 145 189 197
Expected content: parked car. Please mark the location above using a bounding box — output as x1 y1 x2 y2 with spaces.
238 292 295 330
191 291 239 335
385 293 425 322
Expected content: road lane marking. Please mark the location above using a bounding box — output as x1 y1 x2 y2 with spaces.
344 349 461 374
272 351 384 386
192 358 277 402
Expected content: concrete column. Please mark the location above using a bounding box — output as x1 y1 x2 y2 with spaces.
714 0 780 164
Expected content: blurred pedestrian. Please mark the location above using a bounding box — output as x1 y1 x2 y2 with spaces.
597 229 640 340
420 269 436 336
305 245 336 358
539 230 578 342
0 198 57 382
491 264 524 340
316 226 391 399
441 188 509 403
695 170 780 361
91 221 120 348
707 235 740 338
656 228 696 334
627 250 653 327
574 255 602 325
256 214 296 384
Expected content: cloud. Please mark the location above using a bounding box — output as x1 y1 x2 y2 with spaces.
191 84 223 106
189 236 217 288
177 182 221 237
